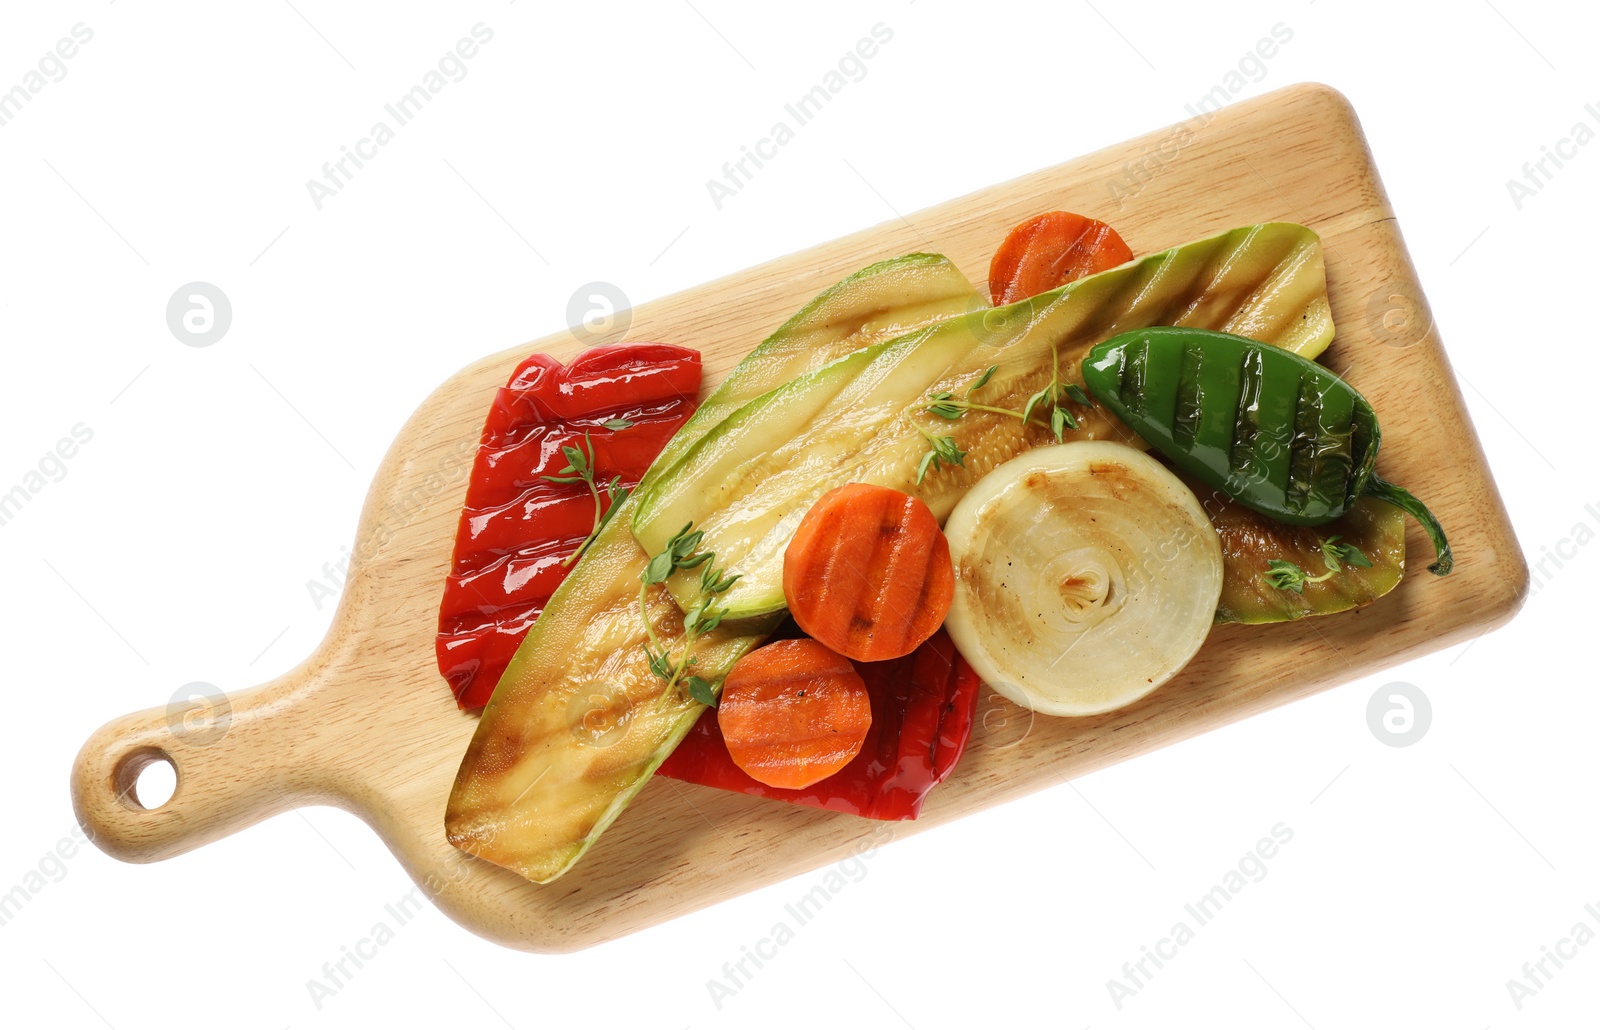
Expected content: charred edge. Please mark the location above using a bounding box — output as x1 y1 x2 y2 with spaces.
1348 407 1379 508
1230 347 1264 478
1286 371 1322 515
1173 341 1204 448
1120 337 1150 418
1313 395 1357 510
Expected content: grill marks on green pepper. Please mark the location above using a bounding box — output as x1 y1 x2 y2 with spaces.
1285 374 1322 513
1230 348 1266 482
1300 379 1358 518
1120 336 1151 418
1173 342 1204 448
1084 327 1453 575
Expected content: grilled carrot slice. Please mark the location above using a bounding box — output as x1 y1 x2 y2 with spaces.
783 483 954 662
718 638 873 790
988 211 1133 305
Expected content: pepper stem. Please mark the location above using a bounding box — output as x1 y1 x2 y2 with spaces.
1362 474 1453 576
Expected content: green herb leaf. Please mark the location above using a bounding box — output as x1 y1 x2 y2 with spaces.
546 431 625 566
928 402 965 420
1263 559 1308 593
639 520 740 706
686 676 717 707
644 646 673 681
561 445 588 475
601 418 635 430
1063 383 1092 407
595 484 630 534
1050 405 1068 442
678 551 713 571
670 527 704 560
1021 386 1051 426
1321 536 1374 571
932 435 967 467
1339 545 1374 569
969 365 998 393
916 449 937 485
644 550 675 585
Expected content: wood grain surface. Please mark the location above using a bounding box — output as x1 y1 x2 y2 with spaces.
70 83 1526 952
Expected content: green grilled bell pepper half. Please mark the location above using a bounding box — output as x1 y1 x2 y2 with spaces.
1082 327 1452 575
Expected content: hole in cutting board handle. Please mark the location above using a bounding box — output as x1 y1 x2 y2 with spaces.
112 747 177 811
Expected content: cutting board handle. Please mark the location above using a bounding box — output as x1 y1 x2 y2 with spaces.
70 658 335 863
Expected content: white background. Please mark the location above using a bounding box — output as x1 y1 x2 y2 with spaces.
1 1 1594 1027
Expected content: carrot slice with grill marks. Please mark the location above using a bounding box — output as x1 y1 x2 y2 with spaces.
717 638 872 790
987 211 1133 305
782 483 954 662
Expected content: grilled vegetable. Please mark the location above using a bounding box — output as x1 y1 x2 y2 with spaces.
942 442 1223 716
446 254 986 884
1196 483 1406 623
436 344 701 709
784 484 954 662
657 628 981 820
644 253 986 493
633 222 1334 621
717 638 873 789
987 211 1133 305
1082 327 1452 574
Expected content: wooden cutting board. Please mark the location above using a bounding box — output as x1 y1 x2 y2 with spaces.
70 83 1526 952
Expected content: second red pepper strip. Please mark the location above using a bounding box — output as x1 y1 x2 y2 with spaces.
656 629 980 820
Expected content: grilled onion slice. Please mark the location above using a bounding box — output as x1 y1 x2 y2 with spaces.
942 442 1222 716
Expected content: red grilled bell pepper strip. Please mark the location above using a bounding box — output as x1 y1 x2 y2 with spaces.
656 629 980 820
437 343 702 709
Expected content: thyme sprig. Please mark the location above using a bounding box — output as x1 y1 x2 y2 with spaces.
914 427 967 485
542 420 635 566
639 522 740 707
1263 535 1375 593
915 348 1094 484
